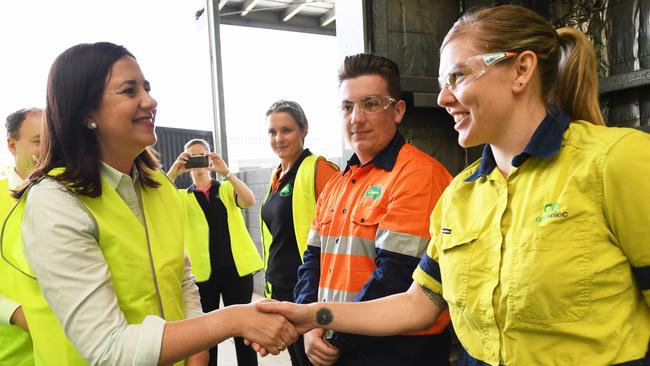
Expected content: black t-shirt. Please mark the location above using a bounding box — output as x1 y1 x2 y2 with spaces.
189 180 236 271
261 149 312 289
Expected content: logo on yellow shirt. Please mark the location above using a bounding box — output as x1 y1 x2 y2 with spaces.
535 202 568 223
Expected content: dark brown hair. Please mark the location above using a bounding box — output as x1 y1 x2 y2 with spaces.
443 5 604 125
5 108 42 139
338 53 402 99
26 42 161 198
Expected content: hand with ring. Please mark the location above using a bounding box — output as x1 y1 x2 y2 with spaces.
277 342 287 352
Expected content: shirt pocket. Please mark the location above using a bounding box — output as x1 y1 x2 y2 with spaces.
509 225 592 323
439 230 479 309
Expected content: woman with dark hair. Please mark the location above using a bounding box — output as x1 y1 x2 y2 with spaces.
1 42 296 366
260 100 338 366
167 138 262 366
256 5 650 366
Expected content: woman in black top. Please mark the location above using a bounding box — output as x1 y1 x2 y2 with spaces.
261 100 338 366
168 138 262 366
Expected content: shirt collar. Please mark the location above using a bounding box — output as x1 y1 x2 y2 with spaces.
188 179 219 193
465 107 570 182
100 161 139 189
271 148 311 187
344 132 405 174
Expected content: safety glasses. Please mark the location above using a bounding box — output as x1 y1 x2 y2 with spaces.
438 51 518 92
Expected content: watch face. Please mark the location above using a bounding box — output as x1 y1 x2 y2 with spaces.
316 307 333 326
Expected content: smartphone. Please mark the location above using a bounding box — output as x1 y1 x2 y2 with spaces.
184 155 209 169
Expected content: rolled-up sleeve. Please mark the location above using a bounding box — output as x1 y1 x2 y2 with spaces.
22 180 166 366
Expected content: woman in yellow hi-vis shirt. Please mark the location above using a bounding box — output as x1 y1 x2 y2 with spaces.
253 5 650 366
1 42 296 366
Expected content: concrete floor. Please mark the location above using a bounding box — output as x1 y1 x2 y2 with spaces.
217 293 292 366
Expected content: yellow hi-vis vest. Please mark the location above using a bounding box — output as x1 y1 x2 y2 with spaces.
183 180 262 282
0 178 34 366
260 154 318 297
0 169 186 366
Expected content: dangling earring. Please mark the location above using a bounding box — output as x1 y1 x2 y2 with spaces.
88 120 98 130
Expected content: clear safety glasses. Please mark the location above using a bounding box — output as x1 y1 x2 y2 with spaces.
339 95 397 117
438 51 518 92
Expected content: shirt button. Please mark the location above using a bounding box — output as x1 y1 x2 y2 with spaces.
360 218 365 223
335 238 340 244
328 268 332 273
342 208 347 214
351 179 356 184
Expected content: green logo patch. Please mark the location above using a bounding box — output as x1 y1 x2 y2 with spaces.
279 183 293 197
535 202 568 223
364 185 382 200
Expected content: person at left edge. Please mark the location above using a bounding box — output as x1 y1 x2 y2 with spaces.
0 107 43 366
167 138 263 366
0 42 297 366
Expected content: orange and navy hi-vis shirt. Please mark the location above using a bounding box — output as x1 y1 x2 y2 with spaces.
295 132 453 365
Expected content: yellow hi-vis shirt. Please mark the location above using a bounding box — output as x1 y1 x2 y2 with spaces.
414 112 650 366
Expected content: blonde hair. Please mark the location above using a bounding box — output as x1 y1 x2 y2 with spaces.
443 5 604 125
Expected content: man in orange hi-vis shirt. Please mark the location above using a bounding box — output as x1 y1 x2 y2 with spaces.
293 53 453 366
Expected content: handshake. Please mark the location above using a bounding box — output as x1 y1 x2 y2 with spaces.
236 300 338 362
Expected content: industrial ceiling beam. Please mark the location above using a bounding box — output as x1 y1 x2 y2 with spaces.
241 0 260 16
282 0 313 22
319 7 335 27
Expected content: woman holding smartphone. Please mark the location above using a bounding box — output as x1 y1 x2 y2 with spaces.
168 139 263 366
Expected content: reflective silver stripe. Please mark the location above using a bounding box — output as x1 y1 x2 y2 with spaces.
375 228 429 257
318 287 359 302
320 235 376 258
307 229 321 248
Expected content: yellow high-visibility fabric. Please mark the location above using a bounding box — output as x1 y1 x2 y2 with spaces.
414 121 650 365
1 170 186 365
183 181 262 282
0 178 34 366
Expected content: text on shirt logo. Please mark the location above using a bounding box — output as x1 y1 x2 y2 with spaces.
535 202 568 223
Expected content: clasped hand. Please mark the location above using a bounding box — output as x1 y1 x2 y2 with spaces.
245 300 340 365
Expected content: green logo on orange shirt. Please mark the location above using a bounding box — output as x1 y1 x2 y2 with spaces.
364 185 382 200
535 202 568 222
279 183 293 197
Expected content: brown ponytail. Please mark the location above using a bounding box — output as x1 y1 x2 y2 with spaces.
443 5 604 125
555 27 605 125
